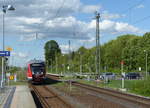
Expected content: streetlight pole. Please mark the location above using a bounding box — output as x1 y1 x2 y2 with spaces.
55 52 58 74
144 50 148 79
68 40 71 73
51 59 52 73
1 7 6 88
0 5 15 88
79 52 82 75
0 6 6 88
62 54 65 76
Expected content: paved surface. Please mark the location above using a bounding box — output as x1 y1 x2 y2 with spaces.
0 87 12 108
10 85 36 108
3 87 16 108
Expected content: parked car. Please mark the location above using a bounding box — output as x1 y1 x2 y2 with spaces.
99 72 115 80
125 72 140 79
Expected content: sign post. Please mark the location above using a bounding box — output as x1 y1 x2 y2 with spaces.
0 51 10 88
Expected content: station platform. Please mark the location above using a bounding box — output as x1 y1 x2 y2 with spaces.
3 85 36 108
10 85 36 108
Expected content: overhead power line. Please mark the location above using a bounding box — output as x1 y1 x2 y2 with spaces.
43 0 66 34
132 15 150 25
54 0 66 18
122 0 145 13
45 0 66 21
120 0 146 25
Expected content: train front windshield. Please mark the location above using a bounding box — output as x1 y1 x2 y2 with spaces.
31 63 45 74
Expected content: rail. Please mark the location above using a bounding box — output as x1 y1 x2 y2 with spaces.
29 84 72 108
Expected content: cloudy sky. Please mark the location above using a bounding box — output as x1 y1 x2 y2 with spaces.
0 0 149 66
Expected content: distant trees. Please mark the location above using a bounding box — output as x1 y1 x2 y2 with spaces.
44 40 61 68
44 32 150 74
102 34 140 72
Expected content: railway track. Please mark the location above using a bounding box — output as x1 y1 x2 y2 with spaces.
47 74 150 108
71 82 150 108
46 74 61 80
29 84 73 108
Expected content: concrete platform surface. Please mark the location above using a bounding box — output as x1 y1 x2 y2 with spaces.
0 87 12 108
10 85 36 108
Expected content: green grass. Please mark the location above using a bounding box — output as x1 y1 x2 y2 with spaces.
6 81 28 86
78 79 150 97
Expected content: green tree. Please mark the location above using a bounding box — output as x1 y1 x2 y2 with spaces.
44 40 61 68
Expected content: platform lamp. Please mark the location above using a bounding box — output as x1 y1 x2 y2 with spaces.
1 5 15 88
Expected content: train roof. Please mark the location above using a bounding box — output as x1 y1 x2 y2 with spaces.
28 59 45 64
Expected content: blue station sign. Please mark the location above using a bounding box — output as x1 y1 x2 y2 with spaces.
0 51 10 56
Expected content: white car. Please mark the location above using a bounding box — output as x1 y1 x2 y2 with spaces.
100 72 115 80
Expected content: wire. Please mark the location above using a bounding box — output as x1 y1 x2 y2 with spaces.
132 15 150 25
122 0 145 13
53 0 66 19
42 0 66 35
44 0 66 22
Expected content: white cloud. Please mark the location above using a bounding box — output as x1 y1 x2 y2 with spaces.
81 5 101 13
100 20 115 31
80 37 95 43
101 11 125 20
18 52 28 58
88 19 141 34
12 52 28 58
18 16 143 43
115 22 139 33
16 17 43 24
20 34 36 41
46 16 77 28
135 4 145 9
0 0 101 40
0 0 143 43
60 45 69 53
60 44 80 53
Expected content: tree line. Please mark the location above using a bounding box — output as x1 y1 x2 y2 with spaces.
44 32 150 74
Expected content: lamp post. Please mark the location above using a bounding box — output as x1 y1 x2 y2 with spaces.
79 52 82 75
50 59 52 73
1 5 15 88
62 54 65 75
144 50 148 79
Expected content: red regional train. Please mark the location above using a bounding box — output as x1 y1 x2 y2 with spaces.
27 60 46 83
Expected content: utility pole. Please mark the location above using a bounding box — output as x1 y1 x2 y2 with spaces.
95 12 100 77
146 52 148 79
55 52 58 74
50 59 52 73
144 50 148 79
79 52 82 75
68 40 71 73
